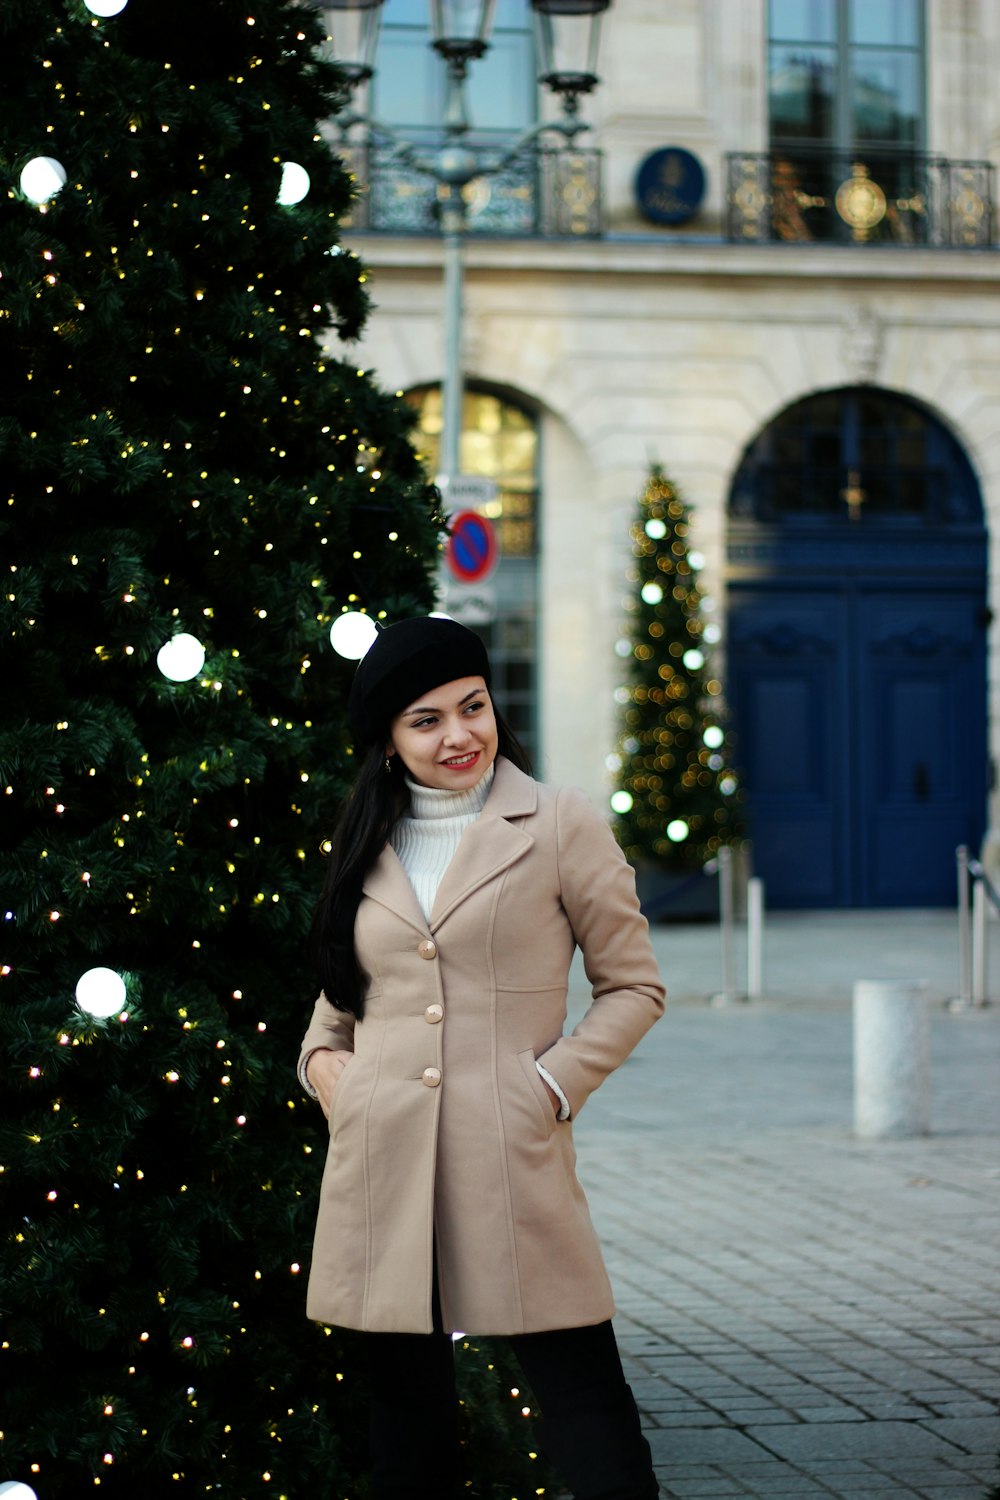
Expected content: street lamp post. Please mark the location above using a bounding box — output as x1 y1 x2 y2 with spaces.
324 0 609 487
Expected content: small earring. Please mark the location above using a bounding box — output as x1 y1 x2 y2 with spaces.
384 756 392 774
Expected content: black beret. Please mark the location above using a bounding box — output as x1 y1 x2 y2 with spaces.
348 616 491 745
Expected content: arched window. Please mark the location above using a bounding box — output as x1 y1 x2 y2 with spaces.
406 384 540 759
730 387 981 526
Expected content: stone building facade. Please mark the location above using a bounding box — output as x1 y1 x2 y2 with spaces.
323 0 999 908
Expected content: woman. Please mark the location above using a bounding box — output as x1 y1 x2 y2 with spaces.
300 615 664 1500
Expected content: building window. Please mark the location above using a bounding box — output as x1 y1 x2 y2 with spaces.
761 1 932 243
337 0 603 237
730 0 987 246
769 0 924 153
406 385 540 760
372 0 536 147
729 387 980 526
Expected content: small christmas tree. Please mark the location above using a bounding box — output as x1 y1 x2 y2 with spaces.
612 465 743 874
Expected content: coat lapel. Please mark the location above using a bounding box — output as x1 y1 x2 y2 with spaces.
362 844 430 936
430 759 537 930
361 760 539 934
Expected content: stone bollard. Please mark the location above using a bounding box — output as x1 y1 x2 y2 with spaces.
853 979 930 1138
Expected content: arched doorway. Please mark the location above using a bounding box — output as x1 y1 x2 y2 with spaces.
726 387 987 907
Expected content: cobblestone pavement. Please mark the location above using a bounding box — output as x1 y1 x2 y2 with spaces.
571 910 1000 1500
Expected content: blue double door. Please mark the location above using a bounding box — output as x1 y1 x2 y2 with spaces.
727 579 987 907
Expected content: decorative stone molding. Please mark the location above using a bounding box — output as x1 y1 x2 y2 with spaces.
841 304 885 384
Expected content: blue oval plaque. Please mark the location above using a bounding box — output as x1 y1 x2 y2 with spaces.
635 147 706 227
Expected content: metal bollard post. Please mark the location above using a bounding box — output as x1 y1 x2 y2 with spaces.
747 876 764 1000
972 877 987 1006
853 979 931 1138
949 845 973 1011
710 846 741 1005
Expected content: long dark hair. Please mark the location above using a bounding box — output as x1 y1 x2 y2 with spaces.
310 704 531 1019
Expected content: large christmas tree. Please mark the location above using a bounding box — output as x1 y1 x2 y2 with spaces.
611 465 743 876
0 2 549 1495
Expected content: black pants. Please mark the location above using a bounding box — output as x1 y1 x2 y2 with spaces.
362 1315 658 1500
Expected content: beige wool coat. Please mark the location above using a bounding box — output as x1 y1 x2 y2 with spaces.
297 757 665 1336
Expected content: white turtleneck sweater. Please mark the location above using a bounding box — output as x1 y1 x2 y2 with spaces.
390 764 496 920
302 763 570 1118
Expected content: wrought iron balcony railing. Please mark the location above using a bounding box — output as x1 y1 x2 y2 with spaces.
726 150 994 249
334 136 603 238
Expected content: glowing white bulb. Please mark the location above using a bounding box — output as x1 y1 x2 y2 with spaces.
605 752 622 772
688 551 706 570
0 1485 40 1500
644 519 667 539
682 648 705 671
84 0 129 14
278 162 310 206
75 968 127 1020
610 791 633 815
329 611 378 660
157 633 206 682
614 638 631 658
703 725 725 749
720 775 739 796
640 582 663 605
20 157 67 204
703 622 722 644
666 819 689 843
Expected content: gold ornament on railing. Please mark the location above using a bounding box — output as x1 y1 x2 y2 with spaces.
835 163 887 242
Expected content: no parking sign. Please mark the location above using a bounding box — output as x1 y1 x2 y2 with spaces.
445 509 498 583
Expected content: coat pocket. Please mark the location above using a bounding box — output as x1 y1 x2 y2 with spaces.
516 1049 559 1139
327 1056 356 1137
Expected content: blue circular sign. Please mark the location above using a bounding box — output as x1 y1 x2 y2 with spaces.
635 147 706 227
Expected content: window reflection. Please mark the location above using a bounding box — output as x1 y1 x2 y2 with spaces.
372 2 535 141
849 0 919 47
769 43 835 140
769 0 924 151
770 0 836 43
851 51 919 145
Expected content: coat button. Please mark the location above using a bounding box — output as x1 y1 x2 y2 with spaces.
424 1004 444 1024
417 939 437 960
422 1067 442 1087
